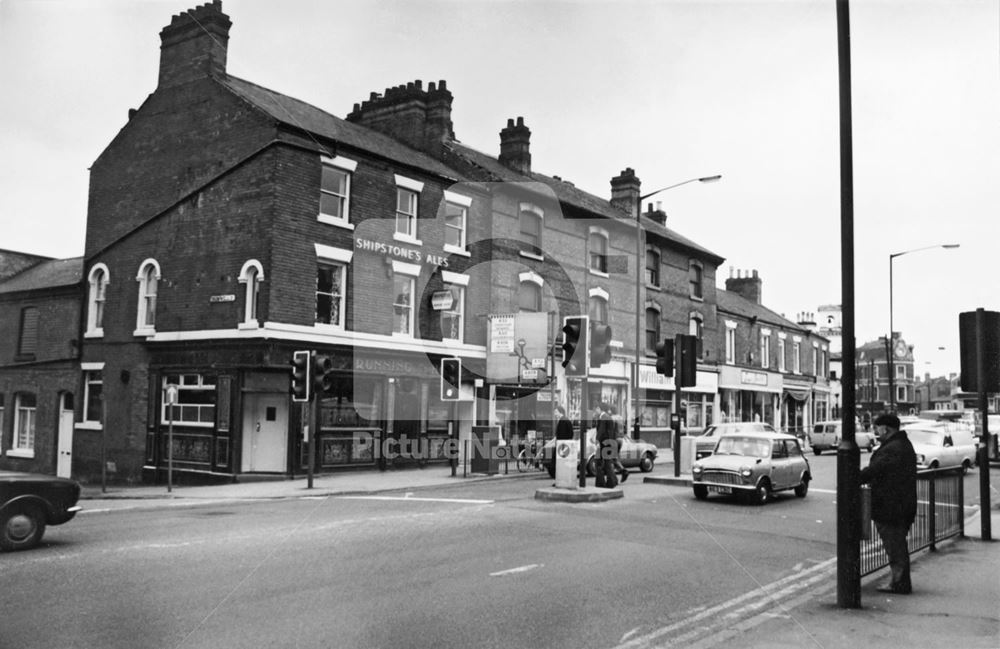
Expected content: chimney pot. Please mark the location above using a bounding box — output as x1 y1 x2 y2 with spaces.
158 0 232 88
499 116 532 175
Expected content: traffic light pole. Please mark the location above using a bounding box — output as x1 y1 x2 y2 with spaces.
673 334 682 478
579 378 588 488
308 389 317 489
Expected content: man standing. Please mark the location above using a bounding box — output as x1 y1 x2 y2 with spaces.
595 403 619 489
609 405 629 483
860 413 918 594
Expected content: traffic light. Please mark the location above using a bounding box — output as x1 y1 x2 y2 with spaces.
655 338 674 376
441 357 461 401
561 315 588 377
290 350 311 402
678 334 698 387
313 353 333 397
590 323 612 367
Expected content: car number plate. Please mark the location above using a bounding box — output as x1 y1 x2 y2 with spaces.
709 486 732 494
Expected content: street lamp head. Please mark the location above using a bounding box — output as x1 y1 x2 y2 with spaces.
698 175 722 183
942 243 960 249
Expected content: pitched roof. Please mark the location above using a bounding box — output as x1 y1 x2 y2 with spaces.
717 289 813 334
447 142 724 263
0 257 83 295
219 76 461 180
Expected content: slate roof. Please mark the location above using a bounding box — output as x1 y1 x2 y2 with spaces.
717 289 817 336
220 76 461 180
447 142 724 263
0 257 83 295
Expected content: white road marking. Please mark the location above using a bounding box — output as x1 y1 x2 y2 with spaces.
489 564 542 577
336 495 494 504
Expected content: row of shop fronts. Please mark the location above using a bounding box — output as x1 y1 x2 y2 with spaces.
134 340 829 483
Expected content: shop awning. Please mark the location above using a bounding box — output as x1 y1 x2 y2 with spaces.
784 389 811 402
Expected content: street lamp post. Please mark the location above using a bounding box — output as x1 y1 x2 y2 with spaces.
632 175 721 441
888 243 960 411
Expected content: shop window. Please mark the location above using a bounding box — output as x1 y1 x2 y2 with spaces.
161 374 216 426
86 264 109 337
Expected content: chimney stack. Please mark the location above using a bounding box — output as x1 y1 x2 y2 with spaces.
725 268 763 304
610 168 641 216
346 79 455 153
499 117 531 175
158 1 231 88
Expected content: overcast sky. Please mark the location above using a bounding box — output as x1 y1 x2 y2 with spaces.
1 0 997 379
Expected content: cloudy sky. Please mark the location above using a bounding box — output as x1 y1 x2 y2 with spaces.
1 0 997 379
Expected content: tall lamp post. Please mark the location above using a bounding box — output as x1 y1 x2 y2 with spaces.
888 244 960 411
633 175 721 440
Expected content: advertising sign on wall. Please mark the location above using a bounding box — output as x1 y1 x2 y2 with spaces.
487 312 551 384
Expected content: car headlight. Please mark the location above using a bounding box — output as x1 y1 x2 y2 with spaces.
916 454 925 464
692 465 702 474
740 466 752 478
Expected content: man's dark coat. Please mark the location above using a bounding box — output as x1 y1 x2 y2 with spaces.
859 431 918 526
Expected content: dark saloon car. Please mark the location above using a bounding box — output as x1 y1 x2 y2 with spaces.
1 471 82 551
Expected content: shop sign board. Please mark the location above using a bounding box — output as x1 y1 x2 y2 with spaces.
487 312 550 384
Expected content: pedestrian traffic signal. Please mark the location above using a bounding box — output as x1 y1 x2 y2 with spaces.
290 350 311 402
678 334 698 387
590 323 613 367
441 357 461 401
313 353 334 397
655 338 674 376
561 316 588 377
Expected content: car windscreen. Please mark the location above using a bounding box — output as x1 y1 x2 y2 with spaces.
713 436 771 458
906 429 943 446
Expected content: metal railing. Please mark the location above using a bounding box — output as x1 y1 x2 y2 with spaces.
860 467 965 577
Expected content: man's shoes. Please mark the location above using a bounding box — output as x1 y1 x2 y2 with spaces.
876 585 912 594
620 469 630 483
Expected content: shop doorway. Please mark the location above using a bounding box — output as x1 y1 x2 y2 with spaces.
56 392 74 478
241 394 288 472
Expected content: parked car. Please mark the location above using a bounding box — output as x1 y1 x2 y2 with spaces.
691 432 811 505
693 422 777 460
0 471 82 551
904 425 978 474
541 430 658 478
809 420 875 454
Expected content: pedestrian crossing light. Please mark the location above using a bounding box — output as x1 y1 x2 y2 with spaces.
441 357 461 401
290 350 311 402
590 323 613 367
655 338 674 376
313 353 334 397
561 315 588 377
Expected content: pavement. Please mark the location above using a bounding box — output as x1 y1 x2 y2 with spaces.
77 456 1000 649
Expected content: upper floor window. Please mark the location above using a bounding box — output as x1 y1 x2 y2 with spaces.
86 264 109 337
519 204 543 256
135 259 160 335
239 260 264 328
690 314 704 358
161 374 216 426
793 341 802 374
17 307 39 358
896 364 906 379
11 392 36 456
725 321 737 364
778 335 787 372
443 191 471 252
589 229 608 274
645 308 660 353
394 175 424 243
589 294 608 325
518 281 542 313
315 245 352 329
760 330 771 369
393 274 415 335
645 250 660 286
689 261 703 299
319 156 356 226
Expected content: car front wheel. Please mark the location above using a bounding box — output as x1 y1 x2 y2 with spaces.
751 479 771 506
1 504 46 551
693 485 708 500
639 453 655 473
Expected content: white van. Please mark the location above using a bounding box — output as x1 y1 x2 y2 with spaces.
905 424 978 473
809 420 875 454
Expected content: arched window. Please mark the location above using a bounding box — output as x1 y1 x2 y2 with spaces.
589 295 608 325
589 228 609 274
87 264 109 336
135 259 160 335
690 313 705 358
238 260 264 328
519 203 544 257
